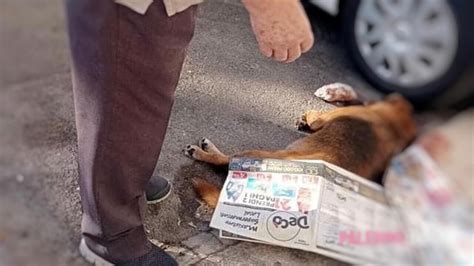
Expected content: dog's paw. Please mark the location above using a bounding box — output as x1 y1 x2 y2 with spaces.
198 137 222 154
296 110 323 131
295 114 310 131
314 82 358 102
199 138 210 151
183 144 199 158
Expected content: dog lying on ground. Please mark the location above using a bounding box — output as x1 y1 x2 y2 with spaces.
183 85 417 208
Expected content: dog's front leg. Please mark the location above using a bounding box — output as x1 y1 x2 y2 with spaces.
184 138 306 165
184 138 230 166
296 110 326 131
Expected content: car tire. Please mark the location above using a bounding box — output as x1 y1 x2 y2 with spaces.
342 0 472 104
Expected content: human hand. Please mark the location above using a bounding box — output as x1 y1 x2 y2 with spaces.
242 0 314 63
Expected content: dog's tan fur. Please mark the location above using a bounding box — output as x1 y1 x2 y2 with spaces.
184 94 417 208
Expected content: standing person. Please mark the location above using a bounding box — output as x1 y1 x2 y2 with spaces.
65 0 314 265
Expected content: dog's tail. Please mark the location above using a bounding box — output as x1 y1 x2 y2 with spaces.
192 177 220 208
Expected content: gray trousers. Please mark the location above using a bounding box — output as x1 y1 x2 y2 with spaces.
65 0 197 262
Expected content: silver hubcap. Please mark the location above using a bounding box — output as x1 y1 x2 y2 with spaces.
355 0 458 87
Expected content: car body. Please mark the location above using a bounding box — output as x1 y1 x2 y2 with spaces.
309 0 339 15
308 0 473 104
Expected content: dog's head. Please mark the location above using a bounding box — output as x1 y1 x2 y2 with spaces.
370 94 417 151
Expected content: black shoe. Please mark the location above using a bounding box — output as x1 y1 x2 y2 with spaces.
145 176 172 204
80 238 178 266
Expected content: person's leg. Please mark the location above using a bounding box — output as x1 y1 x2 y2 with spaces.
66 0 197 263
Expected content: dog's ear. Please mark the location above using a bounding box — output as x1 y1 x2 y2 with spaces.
383 93 417 148
385 93 413 111
385 93 404 101
384 93 414 116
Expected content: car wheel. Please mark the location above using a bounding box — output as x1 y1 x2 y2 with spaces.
343 0 470 103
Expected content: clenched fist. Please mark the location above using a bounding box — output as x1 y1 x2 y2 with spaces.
243 0 314 63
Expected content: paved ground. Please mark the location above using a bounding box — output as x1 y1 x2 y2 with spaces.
0 0 387 265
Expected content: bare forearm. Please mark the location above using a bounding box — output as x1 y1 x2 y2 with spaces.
242 0 314 63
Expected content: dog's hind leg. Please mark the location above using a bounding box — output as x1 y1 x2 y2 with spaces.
192 178 220 208
314 83 361 105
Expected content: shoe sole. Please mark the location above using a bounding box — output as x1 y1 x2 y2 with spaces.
146 183 172 205
79 238 114 266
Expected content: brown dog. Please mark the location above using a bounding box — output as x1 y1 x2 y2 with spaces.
184 94 417 208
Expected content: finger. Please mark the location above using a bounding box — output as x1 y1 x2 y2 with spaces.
273 48 288 62
285 46 302 63
258 42 273 58
300 35 314 53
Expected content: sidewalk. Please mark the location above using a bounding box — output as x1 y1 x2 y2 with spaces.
0 0 375 265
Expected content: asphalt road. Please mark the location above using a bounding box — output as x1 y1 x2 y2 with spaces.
0 0 382 265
